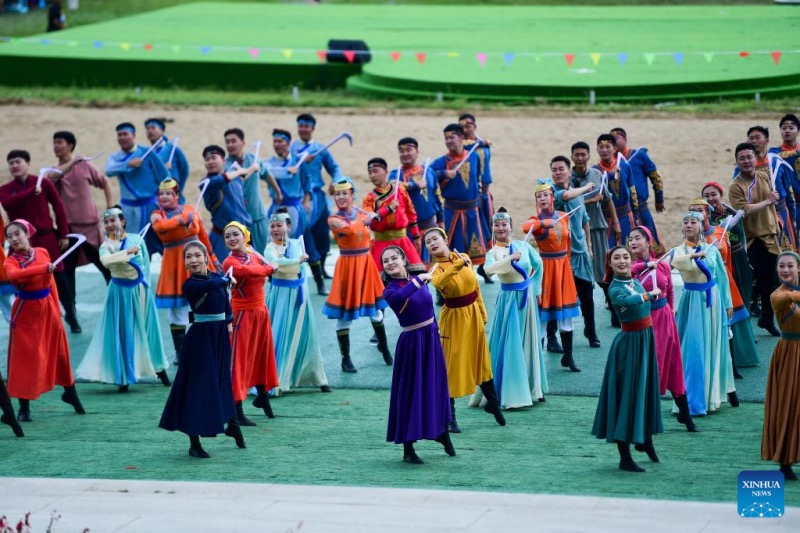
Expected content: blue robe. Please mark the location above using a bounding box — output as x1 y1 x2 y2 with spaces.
154 136 190 203
225 153 269 253
554 185 593 283
624 147 664 253
264 153 309 238
200 172 252 262
594 160 638 248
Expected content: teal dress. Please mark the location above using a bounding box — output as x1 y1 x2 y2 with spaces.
592 276 663 444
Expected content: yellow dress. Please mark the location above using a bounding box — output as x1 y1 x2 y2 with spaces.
431 251 493 398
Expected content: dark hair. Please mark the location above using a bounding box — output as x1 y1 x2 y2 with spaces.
272 128 291 141
610 127 627 139
380 245 409 285
780 113 800 129
367 157 388 170
735 142 757 158
202 145 226 158
53 131 77 150
571 141 590 153
458 113 476 123
224 128 245 141
747 126 769 139
596 133 617 145
398 137 418 148
183 240 209 261
275 206 292 226
443 123 465 137
296 113 316 125
550 155 571 168
603 245 630 285
6 149 30 163
5 220 30 236
115 122 136 133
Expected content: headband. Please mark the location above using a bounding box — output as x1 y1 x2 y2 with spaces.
8 218 36 237
159 178 179 193
103 207 124 219
492 211 512 224
423 227 448 242
296 119 316 126
688 197 710 210
272 132 290 143
224 221 252 245
535 178 554 194
145 119 166 130
270 212 291 224
116 125 135 134
702 181 724 195
334 178 355 192
682 211 704 222
778 251 800 263
633 225 653 243
367 160 387 170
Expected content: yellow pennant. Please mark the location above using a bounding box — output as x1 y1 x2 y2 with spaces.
120 43 131 51
590 53 601 66
282 49 293 59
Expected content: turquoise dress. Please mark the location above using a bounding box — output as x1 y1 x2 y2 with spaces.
671 242 736 416
76 234 167 385
264 238 328 394
470 240 546 409
592 276 663 444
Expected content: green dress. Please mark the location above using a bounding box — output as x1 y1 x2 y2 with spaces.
592 276 664 444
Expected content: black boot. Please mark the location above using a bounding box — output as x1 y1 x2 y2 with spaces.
321 254 333 279
478 379 506 426
117 384 129 393
64 303 82 334
546 320 563 353
225 419 246 448
634 437 660 463
320 385 332 393
310 261 329 295
728 391 740 407
189 436 210 459
235 401 256 426
757 318 780 337
170 325 186 366
780 464 798 481
338 330 357 373
435 431 456 456
674 394 699 432
372 320 393 365
17 399 30 422
559 331 581 372
617 441 645 473
447 398 461 433
403 442 423 464
750 293 761 318
253 385 275 419
477 264 494 284
1 403 24 437
62 385 86 414
156 370 171 387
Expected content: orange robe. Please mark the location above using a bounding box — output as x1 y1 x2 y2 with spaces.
152 205 218 308
4 248 74 399
223 252 277 402
361 183 423 272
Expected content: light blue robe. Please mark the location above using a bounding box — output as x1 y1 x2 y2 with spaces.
154 136 190 203
105 145 168 233
264 153 309 238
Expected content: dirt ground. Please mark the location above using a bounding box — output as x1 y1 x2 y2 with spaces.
0 105 782 246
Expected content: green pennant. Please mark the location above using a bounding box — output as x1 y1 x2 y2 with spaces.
644 53 655 66
703 52 714 63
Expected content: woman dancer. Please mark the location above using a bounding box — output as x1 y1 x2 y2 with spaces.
762 251 800 481
322 178 392 373
4 219 84 421
592 246 663 472
670 211 738 416
426 226 505 432
264 209 330 394
382 246 455 464
76 207 170 391
222 221 278 425
471 207 547 408
159 241 244 458
629 227 697 432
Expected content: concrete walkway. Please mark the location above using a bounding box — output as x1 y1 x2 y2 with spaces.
1 478 796 532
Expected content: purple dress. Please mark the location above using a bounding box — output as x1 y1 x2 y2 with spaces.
384 276 451 444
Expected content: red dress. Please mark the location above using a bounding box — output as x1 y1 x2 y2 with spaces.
4 248 74 399
223 252 277 402
362 183 423 272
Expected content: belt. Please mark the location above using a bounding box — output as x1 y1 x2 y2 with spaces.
111 277 143 288
621 316 652 332
164 235 199 249
418 215 437 231
444 291 478 309
780 331 800 340
402 317 434 332
17 287 50 300
373 228 407 241
684 280 716 308
194 312 226 323
121 195 157 207
540 251 567 259
281 197 303 207
444 198 480 210
615 204 632 217
271 277 304 288
340 247 370 256
776 199 787 212
501 278 531 291
649 297 667 311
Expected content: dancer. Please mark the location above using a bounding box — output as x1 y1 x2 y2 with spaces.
628 227 697 432
521 179 581 372
592 246 663 472
473 208 547 408
152 177 219 365
263 128 308 239
594 134 638 247
322 178 392 373
425 226 505 432
382 246 455 464
76 207 170 391
144 118 189 201
264 209 330 394
3 219 85 422
670 211 739 416
762 251 800 481
159 241 245 458
222 221 278 424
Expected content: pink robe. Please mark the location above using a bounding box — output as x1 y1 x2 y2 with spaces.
632 257 686 396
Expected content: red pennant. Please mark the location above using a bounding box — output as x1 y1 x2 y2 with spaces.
739 51 750 58
771 51 782 65
144 43 153 51
416 52 426 65
390 51 401 62
343 50 356 63
316 50 326 62
564 53 575 67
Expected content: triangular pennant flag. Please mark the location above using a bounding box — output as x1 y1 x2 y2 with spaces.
316 50 327 62
533 54 541 62
390 51 401 62
343 50 356 63
200 46 211 55
644 53 655 66
281 49 293 59
447 52 459 58
416 52 426 65
248 48 260 59
171 45 181 53
93 41 104 49
739 51 750 58
616 52 628 65
120 43 130 51
39 39 50 45
477 52 487 67
703 52 714 63
590 53 601 66
67 41 78 47
144 43 153 51
771 51 782 65
672 52 684 65
564 53 575 67
503 52 514 67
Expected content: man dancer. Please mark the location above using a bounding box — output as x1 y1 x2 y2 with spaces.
145 118 189 202
772 113 800 178
291 113 342 293
263 128 308 239
728 142 781 337
0 150 76 332
49 130 113 331
610 127 665 254
430 123 491 268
